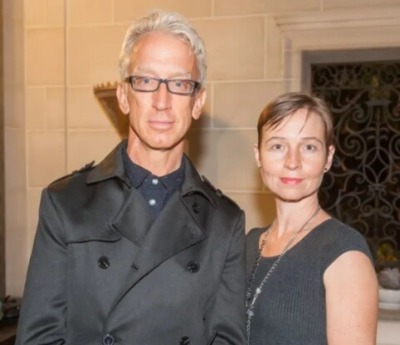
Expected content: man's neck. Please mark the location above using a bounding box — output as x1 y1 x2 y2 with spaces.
126 140 184 177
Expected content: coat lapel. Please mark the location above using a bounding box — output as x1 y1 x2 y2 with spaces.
111 188 152 246
86 140 152 246
113 191 207 305
133 192 207 271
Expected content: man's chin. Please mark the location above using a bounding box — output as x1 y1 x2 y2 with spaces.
148 139 185 152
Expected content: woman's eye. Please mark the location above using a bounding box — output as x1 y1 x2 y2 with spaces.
270 144 284 151
305 144 315 150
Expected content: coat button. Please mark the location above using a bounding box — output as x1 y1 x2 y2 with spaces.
102 333 114 345
186 261 200 273
98 256 110 269
180 336 191 345
191 202 200 214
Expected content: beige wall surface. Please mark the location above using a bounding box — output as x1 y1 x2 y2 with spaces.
3 0 400 296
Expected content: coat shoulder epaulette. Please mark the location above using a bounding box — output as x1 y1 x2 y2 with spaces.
48 161 96 187
201 175 223 197
201 175 239 207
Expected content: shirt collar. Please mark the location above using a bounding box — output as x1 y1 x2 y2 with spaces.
86 140 218 207
122 146 184 191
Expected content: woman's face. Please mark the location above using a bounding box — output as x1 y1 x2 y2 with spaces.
254 108 335 203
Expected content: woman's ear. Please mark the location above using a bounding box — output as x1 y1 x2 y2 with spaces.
324 145 336 171
116 83 130 115
254 143 261 168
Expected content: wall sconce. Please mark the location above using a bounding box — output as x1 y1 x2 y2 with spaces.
93 82 129 138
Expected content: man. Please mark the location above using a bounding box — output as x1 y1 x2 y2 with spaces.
16 10 246 345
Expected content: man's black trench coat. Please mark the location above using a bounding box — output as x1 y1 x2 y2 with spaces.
16 141 246 345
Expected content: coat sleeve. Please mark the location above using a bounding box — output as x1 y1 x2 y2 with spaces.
210 211 247 345
15 189 67 345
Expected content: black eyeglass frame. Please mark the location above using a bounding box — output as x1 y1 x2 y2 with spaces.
124 76 201 96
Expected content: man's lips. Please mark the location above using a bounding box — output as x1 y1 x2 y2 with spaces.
280 177 303 185
148 120 173 129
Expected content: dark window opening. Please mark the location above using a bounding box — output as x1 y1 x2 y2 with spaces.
303 49 400 270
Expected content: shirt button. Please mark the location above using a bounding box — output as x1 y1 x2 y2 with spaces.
149 199 156 206
152 178 159 185
102 333 114 345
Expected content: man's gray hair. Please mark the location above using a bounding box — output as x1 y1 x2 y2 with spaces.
118 10 207 87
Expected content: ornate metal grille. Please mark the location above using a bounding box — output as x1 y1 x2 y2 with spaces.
311 61 400 268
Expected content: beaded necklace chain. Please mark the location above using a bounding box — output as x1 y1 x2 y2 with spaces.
245 205 321 345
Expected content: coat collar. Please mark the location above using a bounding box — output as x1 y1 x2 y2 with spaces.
86 141 128 185
86 140 217 207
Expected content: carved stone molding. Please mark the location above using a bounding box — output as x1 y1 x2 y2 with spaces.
275 6 400 31
272 7 400 91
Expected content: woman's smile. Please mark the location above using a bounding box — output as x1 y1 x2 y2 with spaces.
280 177 303 185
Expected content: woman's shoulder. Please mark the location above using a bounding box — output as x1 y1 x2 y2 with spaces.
246 227 266 239
315 218 373 263
318 218 368 242
245 227 267 275
246 227 265 252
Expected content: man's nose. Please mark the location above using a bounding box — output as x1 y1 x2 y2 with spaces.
152 82 171 110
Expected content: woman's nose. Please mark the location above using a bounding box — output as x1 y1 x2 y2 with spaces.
284 148 301 169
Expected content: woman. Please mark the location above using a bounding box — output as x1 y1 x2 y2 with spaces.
246 92 378 345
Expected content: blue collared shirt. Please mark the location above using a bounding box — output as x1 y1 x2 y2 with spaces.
122 149 184 219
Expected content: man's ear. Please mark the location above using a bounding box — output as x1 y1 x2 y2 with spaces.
191 88 206 120
116 83 130 115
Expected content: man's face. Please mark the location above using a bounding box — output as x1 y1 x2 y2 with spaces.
117 31 206 153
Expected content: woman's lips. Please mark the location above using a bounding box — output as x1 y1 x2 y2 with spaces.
281 177 303 185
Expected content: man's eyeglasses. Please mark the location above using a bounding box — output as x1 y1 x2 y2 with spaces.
125 76 201 96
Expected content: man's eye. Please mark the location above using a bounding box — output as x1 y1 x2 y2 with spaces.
172 80 190 90
139 77 151 85
132 77 149 86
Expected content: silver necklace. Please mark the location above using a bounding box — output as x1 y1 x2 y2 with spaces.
245 205 321 345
